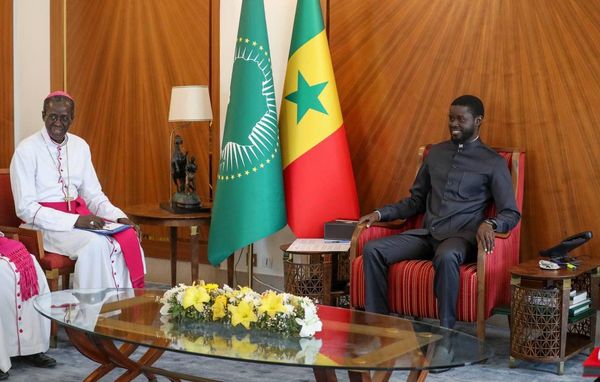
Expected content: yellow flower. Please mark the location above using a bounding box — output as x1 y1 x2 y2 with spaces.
182 337 211 353
239 286 253 294
205 283 219 291
182 285 210 312
228 301 257 329
211 295 228 320
231 335 258 356
211 334 229 352
258 291 286 318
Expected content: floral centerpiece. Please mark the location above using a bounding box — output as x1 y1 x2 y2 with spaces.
159 281 322 338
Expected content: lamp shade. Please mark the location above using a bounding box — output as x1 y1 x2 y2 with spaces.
168 85 213 122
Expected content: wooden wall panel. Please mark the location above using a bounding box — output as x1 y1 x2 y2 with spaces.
51 0 217 262
330 0 600 261
0 0 13 168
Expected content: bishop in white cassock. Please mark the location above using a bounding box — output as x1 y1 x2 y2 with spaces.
9 91 146 290
0 231 55 380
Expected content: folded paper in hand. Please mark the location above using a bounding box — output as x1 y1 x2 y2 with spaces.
77 222 130 236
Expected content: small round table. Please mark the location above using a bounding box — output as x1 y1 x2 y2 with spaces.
509 256 600 374
123 203 211 286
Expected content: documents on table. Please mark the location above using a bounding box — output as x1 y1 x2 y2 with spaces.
287 238 351 252
76 222 130 236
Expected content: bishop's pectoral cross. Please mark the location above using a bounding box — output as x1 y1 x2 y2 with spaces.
64 196 74 211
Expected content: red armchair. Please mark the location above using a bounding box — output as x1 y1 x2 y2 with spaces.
349 146 525 340
0 169 76 292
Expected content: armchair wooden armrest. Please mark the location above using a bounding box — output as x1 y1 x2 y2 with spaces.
0 225 18 238
475 230 516 340
15 227 45 261
349 219 407 265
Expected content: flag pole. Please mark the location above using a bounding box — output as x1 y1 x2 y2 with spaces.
247 243 254 288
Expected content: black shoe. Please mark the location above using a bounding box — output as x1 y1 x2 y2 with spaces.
19 353 56 368
0 370 8 380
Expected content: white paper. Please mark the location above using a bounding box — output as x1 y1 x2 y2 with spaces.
287 238 351 252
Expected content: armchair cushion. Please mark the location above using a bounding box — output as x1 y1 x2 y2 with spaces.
38 253 76 273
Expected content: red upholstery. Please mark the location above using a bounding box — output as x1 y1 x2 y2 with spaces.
0 169 21 227
350 147 525 331
38 252 76 272
0 169 76 280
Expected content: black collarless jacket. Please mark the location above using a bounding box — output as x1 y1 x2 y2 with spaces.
377 139 521 244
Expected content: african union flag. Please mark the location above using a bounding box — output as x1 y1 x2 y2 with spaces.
208 0 286 265
280 0 359 238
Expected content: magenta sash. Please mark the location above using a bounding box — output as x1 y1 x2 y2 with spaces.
39 197 144 288
0 237 39 301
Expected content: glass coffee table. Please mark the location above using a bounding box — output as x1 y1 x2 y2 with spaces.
34 289 492 382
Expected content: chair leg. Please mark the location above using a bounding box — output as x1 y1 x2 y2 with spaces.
61 273 70 290
50 322 58 348
48 277 59 292
476 312 486 341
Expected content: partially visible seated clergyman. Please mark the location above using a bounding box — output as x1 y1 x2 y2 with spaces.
0 231 56 380
9 91 145 290
358 95 521 330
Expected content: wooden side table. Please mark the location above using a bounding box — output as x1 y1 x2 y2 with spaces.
509 256 600 374
124 203 211 286
280 244 349 306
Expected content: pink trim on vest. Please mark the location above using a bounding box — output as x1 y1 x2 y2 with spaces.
39 197 144 288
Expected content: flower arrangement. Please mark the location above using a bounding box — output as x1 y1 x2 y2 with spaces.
159 281 322 338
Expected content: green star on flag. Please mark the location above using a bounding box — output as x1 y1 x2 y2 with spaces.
285 71 328 123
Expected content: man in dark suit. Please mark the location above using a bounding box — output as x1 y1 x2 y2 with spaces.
358 95 520 329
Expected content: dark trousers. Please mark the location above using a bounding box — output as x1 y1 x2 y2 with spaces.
362 233 475 328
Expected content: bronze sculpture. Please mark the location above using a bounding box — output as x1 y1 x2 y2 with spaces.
169 135 202 210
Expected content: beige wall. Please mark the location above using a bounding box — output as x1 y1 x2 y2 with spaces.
13 0 50 144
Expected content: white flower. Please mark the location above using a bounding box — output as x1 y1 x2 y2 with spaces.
242 293 260 304
159 315 171 324
160 302 172 315
295 302 322 337
175 286 188 304
282 304 294 316
301 300 318 317
296 338 322 364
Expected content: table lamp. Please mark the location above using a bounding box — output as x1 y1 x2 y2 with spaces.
162 85 213 213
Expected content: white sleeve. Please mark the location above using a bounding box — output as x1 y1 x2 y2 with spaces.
9 147 79 231
78 144 127 222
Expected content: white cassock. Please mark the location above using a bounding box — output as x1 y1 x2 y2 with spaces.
0 233 51 373
10 128 146 290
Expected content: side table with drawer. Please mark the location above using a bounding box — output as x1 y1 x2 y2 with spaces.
509 256 600 374
280 244 349 306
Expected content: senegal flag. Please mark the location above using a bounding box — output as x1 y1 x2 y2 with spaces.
208 0 286 265
280 0 359 238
